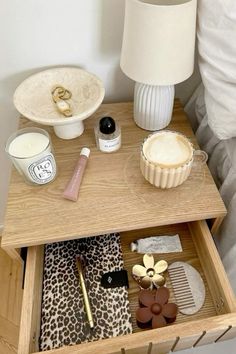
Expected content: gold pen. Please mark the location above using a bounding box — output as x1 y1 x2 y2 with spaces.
76 256 94 329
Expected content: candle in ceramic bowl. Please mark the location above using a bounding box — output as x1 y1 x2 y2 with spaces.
6 127 57 185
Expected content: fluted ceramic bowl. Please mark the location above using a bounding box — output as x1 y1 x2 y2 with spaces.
140 130 207 189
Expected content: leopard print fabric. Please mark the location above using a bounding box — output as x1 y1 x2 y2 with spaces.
40 233 132 351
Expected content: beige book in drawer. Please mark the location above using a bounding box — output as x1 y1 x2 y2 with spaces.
18 220 236 354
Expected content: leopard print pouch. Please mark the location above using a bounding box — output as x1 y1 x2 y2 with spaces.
40 233 132 351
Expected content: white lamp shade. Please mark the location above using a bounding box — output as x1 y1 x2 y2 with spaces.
120 0 197 85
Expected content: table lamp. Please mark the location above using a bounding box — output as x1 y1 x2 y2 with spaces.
120 0 197 131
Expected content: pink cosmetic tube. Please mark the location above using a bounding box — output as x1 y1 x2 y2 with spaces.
62 147 90 201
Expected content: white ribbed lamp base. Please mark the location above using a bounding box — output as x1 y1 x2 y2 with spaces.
134 83 175 131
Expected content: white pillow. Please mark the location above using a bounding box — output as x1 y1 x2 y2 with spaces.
197 0 236 139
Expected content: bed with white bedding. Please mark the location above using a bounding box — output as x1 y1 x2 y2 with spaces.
178 2 236 352
185 0 236 294
185 84 236 294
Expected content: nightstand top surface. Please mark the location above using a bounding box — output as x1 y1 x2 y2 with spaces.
2 101 226 250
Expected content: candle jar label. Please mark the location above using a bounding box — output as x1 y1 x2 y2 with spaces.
28 154 57 184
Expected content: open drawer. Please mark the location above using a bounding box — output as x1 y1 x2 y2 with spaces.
18 220 236 354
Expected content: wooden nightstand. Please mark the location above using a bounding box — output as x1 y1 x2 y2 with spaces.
1 101 236 354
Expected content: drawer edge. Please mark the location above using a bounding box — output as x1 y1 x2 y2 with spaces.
189 220 236 314
18 246 44 354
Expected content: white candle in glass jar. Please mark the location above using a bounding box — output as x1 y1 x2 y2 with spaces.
6 128 57 185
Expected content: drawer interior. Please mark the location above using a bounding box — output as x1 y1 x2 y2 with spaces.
122 222 217 332
18 220 236 354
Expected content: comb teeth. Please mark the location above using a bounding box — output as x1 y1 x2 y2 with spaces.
168 266 195 311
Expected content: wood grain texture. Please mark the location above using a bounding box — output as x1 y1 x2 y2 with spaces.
0 246 23 325
2 247 23 263
18 246 44 354
172 332 203 351
211 216 225 235
124 345 149 354
0 243 23 354
2 101 226 253
0 315 19 354
194 328 230 347
189 221 236 314
19 221 236 354
121 223 217 332
151 339 176 354
217 326 236 342
31 313 236 354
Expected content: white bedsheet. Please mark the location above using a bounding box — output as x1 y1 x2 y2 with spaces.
177 1 236 352
197 0 236 139
185 83 236 294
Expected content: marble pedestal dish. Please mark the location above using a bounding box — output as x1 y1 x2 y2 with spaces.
13 67 105 139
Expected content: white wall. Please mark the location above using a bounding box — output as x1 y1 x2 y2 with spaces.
0 0 201 227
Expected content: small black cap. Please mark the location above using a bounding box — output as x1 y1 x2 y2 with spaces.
99 117 116 134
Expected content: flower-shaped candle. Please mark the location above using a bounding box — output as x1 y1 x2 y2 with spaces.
136 287 178 329
132 254 168 289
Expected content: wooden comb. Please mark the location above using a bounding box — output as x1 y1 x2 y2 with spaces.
168 262 205 315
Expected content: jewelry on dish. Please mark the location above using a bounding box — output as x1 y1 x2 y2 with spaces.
51 85 72 117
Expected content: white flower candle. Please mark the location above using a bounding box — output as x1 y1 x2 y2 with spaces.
6 128 57 185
